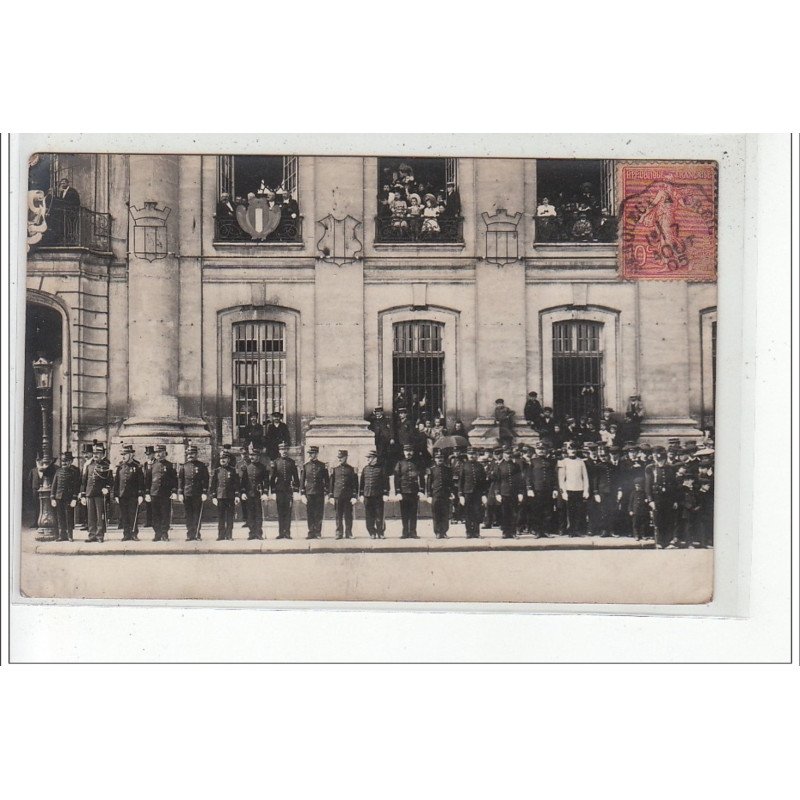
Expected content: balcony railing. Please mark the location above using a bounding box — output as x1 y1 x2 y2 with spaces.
535 213 618 244
40 207 112 252
214 215 303 243
375 214 463 244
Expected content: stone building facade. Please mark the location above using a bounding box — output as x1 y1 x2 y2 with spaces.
24 152 717 476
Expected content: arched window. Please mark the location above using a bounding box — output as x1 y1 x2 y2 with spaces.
232 321 286 441
392 320 445 422
552 320 604 419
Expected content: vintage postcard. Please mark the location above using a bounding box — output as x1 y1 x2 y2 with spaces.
13 135 736 605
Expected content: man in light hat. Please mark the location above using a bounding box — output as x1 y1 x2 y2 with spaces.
329 449 358 539
264 411 291 461
113 444 144 541
80 441 113 542
426 449 454 539
178 444 210 541
394 443 424 538
300 445 329 539
270 440 299 539
360 450 389 538
210 447 240 540
50 450 81 541
145 444 178 541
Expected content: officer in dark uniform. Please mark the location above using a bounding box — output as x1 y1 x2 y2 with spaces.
113 444 145 541
449 445 467 524
178 444 210 541
426 449 454 539
645 446 677 548
394 443 424 538
588 443 614 537
527 441 558 538
458 447 487 538
264 412 292 460
393 407 417 467
360 450 389 538
145 444 178 541
270 441 299 538
237 444 268 540
300 445 329 539
141 445 156 529
329 449 358 539
210 447 240 540
493 445 523 539
80 442 113 542
368 406 394 470
50 450 81 541
483 448 503 529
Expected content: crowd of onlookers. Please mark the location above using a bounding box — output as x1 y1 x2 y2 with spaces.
535 182 617 243
215 185 300 226
377 162 461 238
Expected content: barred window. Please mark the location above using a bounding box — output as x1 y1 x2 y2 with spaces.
392 321 445 423
232 321 286 441
552 320 604 419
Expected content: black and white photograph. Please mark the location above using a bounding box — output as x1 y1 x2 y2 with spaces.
12 136 734 605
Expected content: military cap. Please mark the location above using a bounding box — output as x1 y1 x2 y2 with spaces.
528 391 538 397
61 450 74 460
93 442 106 452
219 448 232 459
186 444 198 454
155 444 167 453
337 449 348 457
373 406 383 412
639 442 652 451
543 406 553 413
271 411 283 419
585 441 598 450
466 447 477 455
278 441 289 449
596 442 607 450
397 406 408 413
366 450 378 458
121 444 135 454
307 445 319 453
402 444 414 452
653 446 667 456
446 179 455 186
144 445 155 455
608 445 620 454
495 398 505 404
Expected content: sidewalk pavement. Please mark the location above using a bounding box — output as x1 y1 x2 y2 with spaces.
28 518 661 555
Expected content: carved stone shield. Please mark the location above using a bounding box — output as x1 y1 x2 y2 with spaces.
129 201 171 262
316 214 362 264
236 197 282 241
481 208 523 265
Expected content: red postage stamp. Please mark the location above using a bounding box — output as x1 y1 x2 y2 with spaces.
618 161 717 281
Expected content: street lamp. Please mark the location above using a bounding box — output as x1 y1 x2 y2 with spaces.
32 356 57 540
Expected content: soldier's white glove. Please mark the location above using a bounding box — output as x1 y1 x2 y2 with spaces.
212 498 218 506
495 494 502 503
260 494 268 501
617 490 623 501
70 499 77 508
145 494 152 503
649 501 656 510
113 497 119 504
517 494 524 503
582 492 589 500
552 490 559 499
50 499 57 507
101 487 109 496
459 496 465 505
234 497 240 505
481 495 488 504
170 493 178 501
201 493 208 502
80 497 87 506
594 494 601 503
328 496 335 505
418 491 425 497
300 495 308 505
177 494 184 503
350 497 357 505
527 490 534 497
137 496 143 505
241 493 248 501
561 491 568 501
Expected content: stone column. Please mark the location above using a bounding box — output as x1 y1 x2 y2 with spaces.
468 159 539 447
117 154 209 464
304 157 373 470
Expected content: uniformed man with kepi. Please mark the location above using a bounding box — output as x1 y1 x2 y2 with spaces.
492 445 524 539
178 444 210 541
237 444 268 540
394 443 424 538
113 444 144 541
645 446 677 548
329 449 358 539
50 450 81 541
210 446 240 540
270 440 299 539
458 447 487 539
527 441 558 538
141 445 156 529
80 442 113 542
300 445 329 539
426 449 454 539
145 444 178 541
360 450 389 538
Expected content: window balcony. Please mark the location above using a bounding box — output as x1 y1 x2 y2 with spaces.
39 207 112 253
213 215 303 244
374 214 464 245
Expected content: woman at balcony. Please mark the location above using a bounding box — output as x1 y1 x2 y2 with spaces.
421 194 441 235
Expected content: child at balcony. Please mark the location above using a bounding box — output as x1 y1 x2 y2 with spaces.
421 194 441 234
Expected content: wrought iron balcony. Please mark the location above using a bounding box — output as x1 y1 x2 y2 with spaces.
214 215 303 243
534 213 618 244
375 214 463 244
40 207 112 252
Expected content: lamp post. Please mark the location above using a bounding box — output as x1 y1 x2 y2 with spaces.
33 357 57 540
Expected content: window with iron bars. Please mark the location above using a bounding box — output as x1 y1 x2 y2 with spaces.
392 321 445 423
552 320 604 419
232 321 286 441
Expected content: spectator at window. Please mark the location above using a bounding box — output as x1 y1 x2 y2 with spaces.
49 177 80 208
441 180 461 218
596 208 618 242
421 194 441 235
216 191 236 219
277 187 299 219
536 197 557 217
390 193 409 232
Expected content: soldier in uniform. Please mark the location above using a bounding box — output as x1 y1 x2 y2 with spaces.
270 440 299 539
300 445 329 539
264 411 292 461
492 445 523 539
210 447 240 540
360 450 388 538
449 445 467 524
645 446 677 548
426 449 454 539
589 443 615 537
178 444 210 541
557 443 590 537
50 450 81 541
80 442 113 542
329 449 358 539
527 441 558 538
393 443 424 538
112 444 145 541
483 448 503 529
145 444 178 541
458 447 487 539
141 445 156 529
628 477 650 541
237 444 268 540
